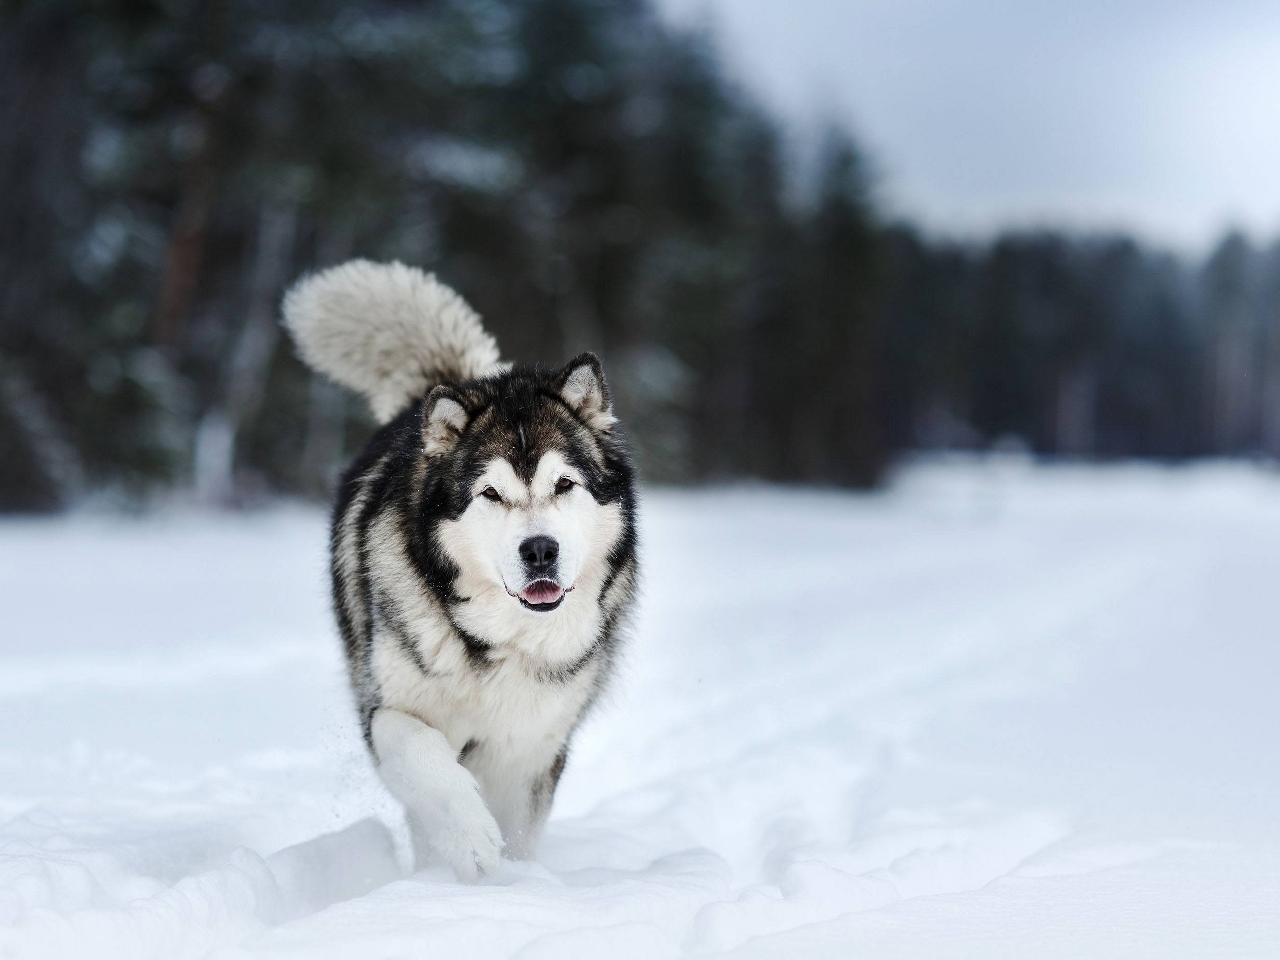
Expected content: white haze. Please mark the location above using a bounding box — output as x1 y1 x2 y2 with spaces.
656 0 1280 252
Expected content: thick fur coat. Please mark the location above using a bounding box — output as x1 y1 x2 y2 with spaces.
283 260 638 879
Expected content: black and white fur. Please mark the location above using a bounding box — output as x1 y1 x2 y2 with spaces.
283 260 638 880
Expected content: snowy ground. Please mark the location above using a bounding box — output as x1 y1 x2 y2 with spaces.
2 457 1279 959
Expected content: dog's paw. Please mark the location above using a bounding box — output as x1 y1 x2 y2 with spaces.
427 785 503 882
405 768 502 882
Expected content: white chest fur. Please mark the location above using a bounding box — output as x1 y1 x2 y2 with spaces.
372 633 599 771
365 513 602 781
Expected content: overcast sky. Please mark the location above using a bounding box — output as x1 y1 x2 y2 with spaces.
654 0 1280 252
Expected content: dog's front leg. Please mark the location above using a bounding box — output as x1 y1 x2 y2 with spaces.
370 707 503 881
479 745 567 861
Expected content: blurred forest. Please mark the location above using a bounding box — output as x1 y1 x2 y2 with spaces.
4 0 1280 511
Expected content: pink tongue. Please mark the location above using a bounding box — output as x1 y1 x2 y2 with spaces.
520 580 564 605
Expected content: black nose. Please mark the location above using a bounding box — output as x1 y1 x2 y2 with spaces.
519 535 559 575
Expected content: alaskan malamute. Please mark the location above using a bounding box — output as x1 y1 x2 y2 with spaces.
282 261 638 880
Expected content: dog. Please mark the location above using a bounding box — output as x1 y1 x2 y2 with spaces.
282 260 638 880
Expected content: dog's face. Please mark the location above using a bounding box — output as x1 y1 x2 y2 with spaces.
458 447 603 613
416 354 635 657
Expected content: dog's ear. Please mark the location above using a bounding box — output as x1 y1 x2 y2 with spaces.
423 385 471 456
555 352 615 431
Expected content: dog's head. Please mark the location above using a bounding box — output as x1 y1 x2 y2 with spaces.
415 353 636 658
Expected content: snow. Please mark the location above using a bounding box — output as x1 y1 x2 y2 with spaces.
2 457 1279 958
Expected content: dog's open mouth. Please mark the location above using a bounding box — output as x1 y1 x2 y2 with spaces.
516 579 565 612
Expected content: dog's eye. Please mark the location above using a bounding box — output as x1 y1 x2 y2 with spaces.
479 486 502 502
555 476 575 494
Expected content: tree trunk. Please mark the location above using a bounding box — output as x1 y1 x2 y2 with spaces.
153 117 218 352
194 204 297 504
1055 361 1097 457
0 357 85 506
1261 307 1280 457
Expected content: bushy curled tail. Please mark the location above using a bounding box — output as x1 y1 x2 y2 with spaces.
282 260 504 423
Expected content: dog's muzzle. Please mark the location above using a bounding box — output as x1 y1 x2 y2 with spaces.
513 535 568 611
